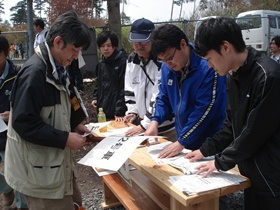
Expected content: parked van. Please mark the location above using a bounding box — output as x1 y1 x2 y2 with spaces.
236 10 280 55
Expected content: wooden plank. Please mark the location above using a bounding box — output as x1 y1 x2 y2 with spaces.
129 146 251 207
129 147 221 207
92 121 133 141
102 173 162 210
130 169 170 210
101 181 122 209
170 196 219 210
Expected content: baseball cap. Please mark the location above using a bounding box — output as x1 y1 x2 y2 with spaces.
129 18 155 42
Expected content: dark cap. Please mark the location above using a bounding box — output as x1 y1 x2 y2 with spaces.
129 18 155 42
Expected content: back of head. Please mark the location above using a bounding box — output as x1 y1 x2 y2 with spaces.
151 24 188 56
128 18 154 42
97 31 118 48
0 35 10 57
33 18 45 29
194 17 246 57
46 11 91 50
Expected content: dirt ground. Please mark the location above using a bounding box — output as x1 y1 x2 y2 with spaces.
0 80 103 209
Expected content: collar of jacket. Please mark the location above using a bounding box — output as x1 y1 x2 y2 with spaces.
233 47 259 80
101 49 123 64
35 42 60 81
128 51 161 70
35 42 70 91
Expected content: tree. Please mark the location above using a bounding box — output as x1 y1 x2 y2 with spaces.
48 0 92 24
87 0 104 19
0 0 4 22
33 0 48 18
198 0 249 18
107 0 122 49
10 1 28 26
121 11 131 25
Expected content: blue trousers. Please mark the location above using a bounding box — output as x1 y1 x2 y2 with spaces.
0 151 28 208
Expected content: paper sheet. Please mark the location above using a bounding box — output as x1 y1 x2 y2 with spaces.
147 141 192 165
78 135 149 171
169 171 246 195
0 116 7 133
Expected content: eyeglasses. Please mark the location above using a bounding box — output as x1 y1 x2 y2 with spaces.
159 48 177 63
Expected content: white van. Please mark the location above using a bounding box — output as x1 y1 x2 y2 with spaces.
236 10 280 55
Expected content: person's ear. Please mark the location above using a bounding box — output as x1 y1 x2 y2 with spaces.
221 41 231 53
53 36 64 49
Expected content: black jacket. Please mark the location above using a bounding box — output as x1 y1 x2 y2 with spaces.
0 59 17 151
93 49 127 119
200 47 280 197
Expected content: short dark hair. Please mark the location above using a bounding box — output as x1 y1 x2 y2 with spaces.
96 31 118 48
33 18 45 29
151 24 189 56
0 35 10 57
194 17 246 57
46 11 91 50
271 35 280 47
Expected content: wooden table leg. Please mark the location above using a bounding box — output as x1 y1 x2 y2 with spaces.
101 181 122 209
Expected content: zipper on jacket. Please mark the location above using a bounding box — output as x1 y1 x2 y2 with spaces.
176 69 189 129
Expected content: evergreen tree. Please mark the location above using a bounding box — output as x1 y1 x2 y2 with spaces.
0 0 4 22
10 1 28 26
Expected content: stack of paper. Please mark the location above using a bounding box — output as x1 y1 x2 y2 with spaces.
169 171 246 195
146 142 246 195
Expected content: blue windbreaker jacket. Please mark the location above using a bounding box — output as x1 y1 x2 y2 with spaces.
150 44 226 150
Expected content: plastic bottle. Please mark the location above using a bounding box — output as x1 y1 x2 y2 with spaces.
97 107 107 132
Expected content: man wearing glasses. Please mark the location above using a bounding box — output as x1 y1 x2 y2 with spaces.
124 18 176 141
145 24 227 157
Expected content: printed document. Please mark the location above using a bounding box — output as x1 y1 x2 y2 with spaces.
169 171 246 195
78 136 148 172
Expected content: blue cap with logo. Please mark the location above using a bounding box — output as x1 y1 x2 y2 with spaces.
129 18 155 42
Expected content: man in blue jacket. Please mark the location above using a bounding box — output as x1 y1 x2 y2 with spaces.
145 24 226 158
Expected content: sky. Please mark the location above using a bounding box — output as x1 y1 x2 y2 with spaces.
2 0 198 23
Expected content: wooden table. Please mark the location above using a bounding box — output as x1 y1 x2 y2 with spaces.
98 122 251 210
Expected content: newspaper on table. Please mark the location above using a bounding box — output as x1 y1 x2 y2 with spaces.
147 141 246 195
169 171 246 195
147 141 214 174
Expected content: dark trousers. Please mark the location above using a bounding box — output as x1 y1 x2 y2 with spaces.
244 188 280 210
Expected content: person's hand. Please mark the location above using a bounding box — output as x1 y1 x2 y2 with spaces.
185 149 204 162
75 124 92 135
158 141 184 158
195 160 217 178
144 121 158 136
0 111 10 122
123 113 137 123
91 100 97 108
125 125 145 136
115 116 124 122
66 132 88 149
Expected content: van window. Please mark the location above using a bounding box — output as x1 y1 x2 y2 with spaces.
277 17 280 28
236 15 261 30
268 15 277 28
